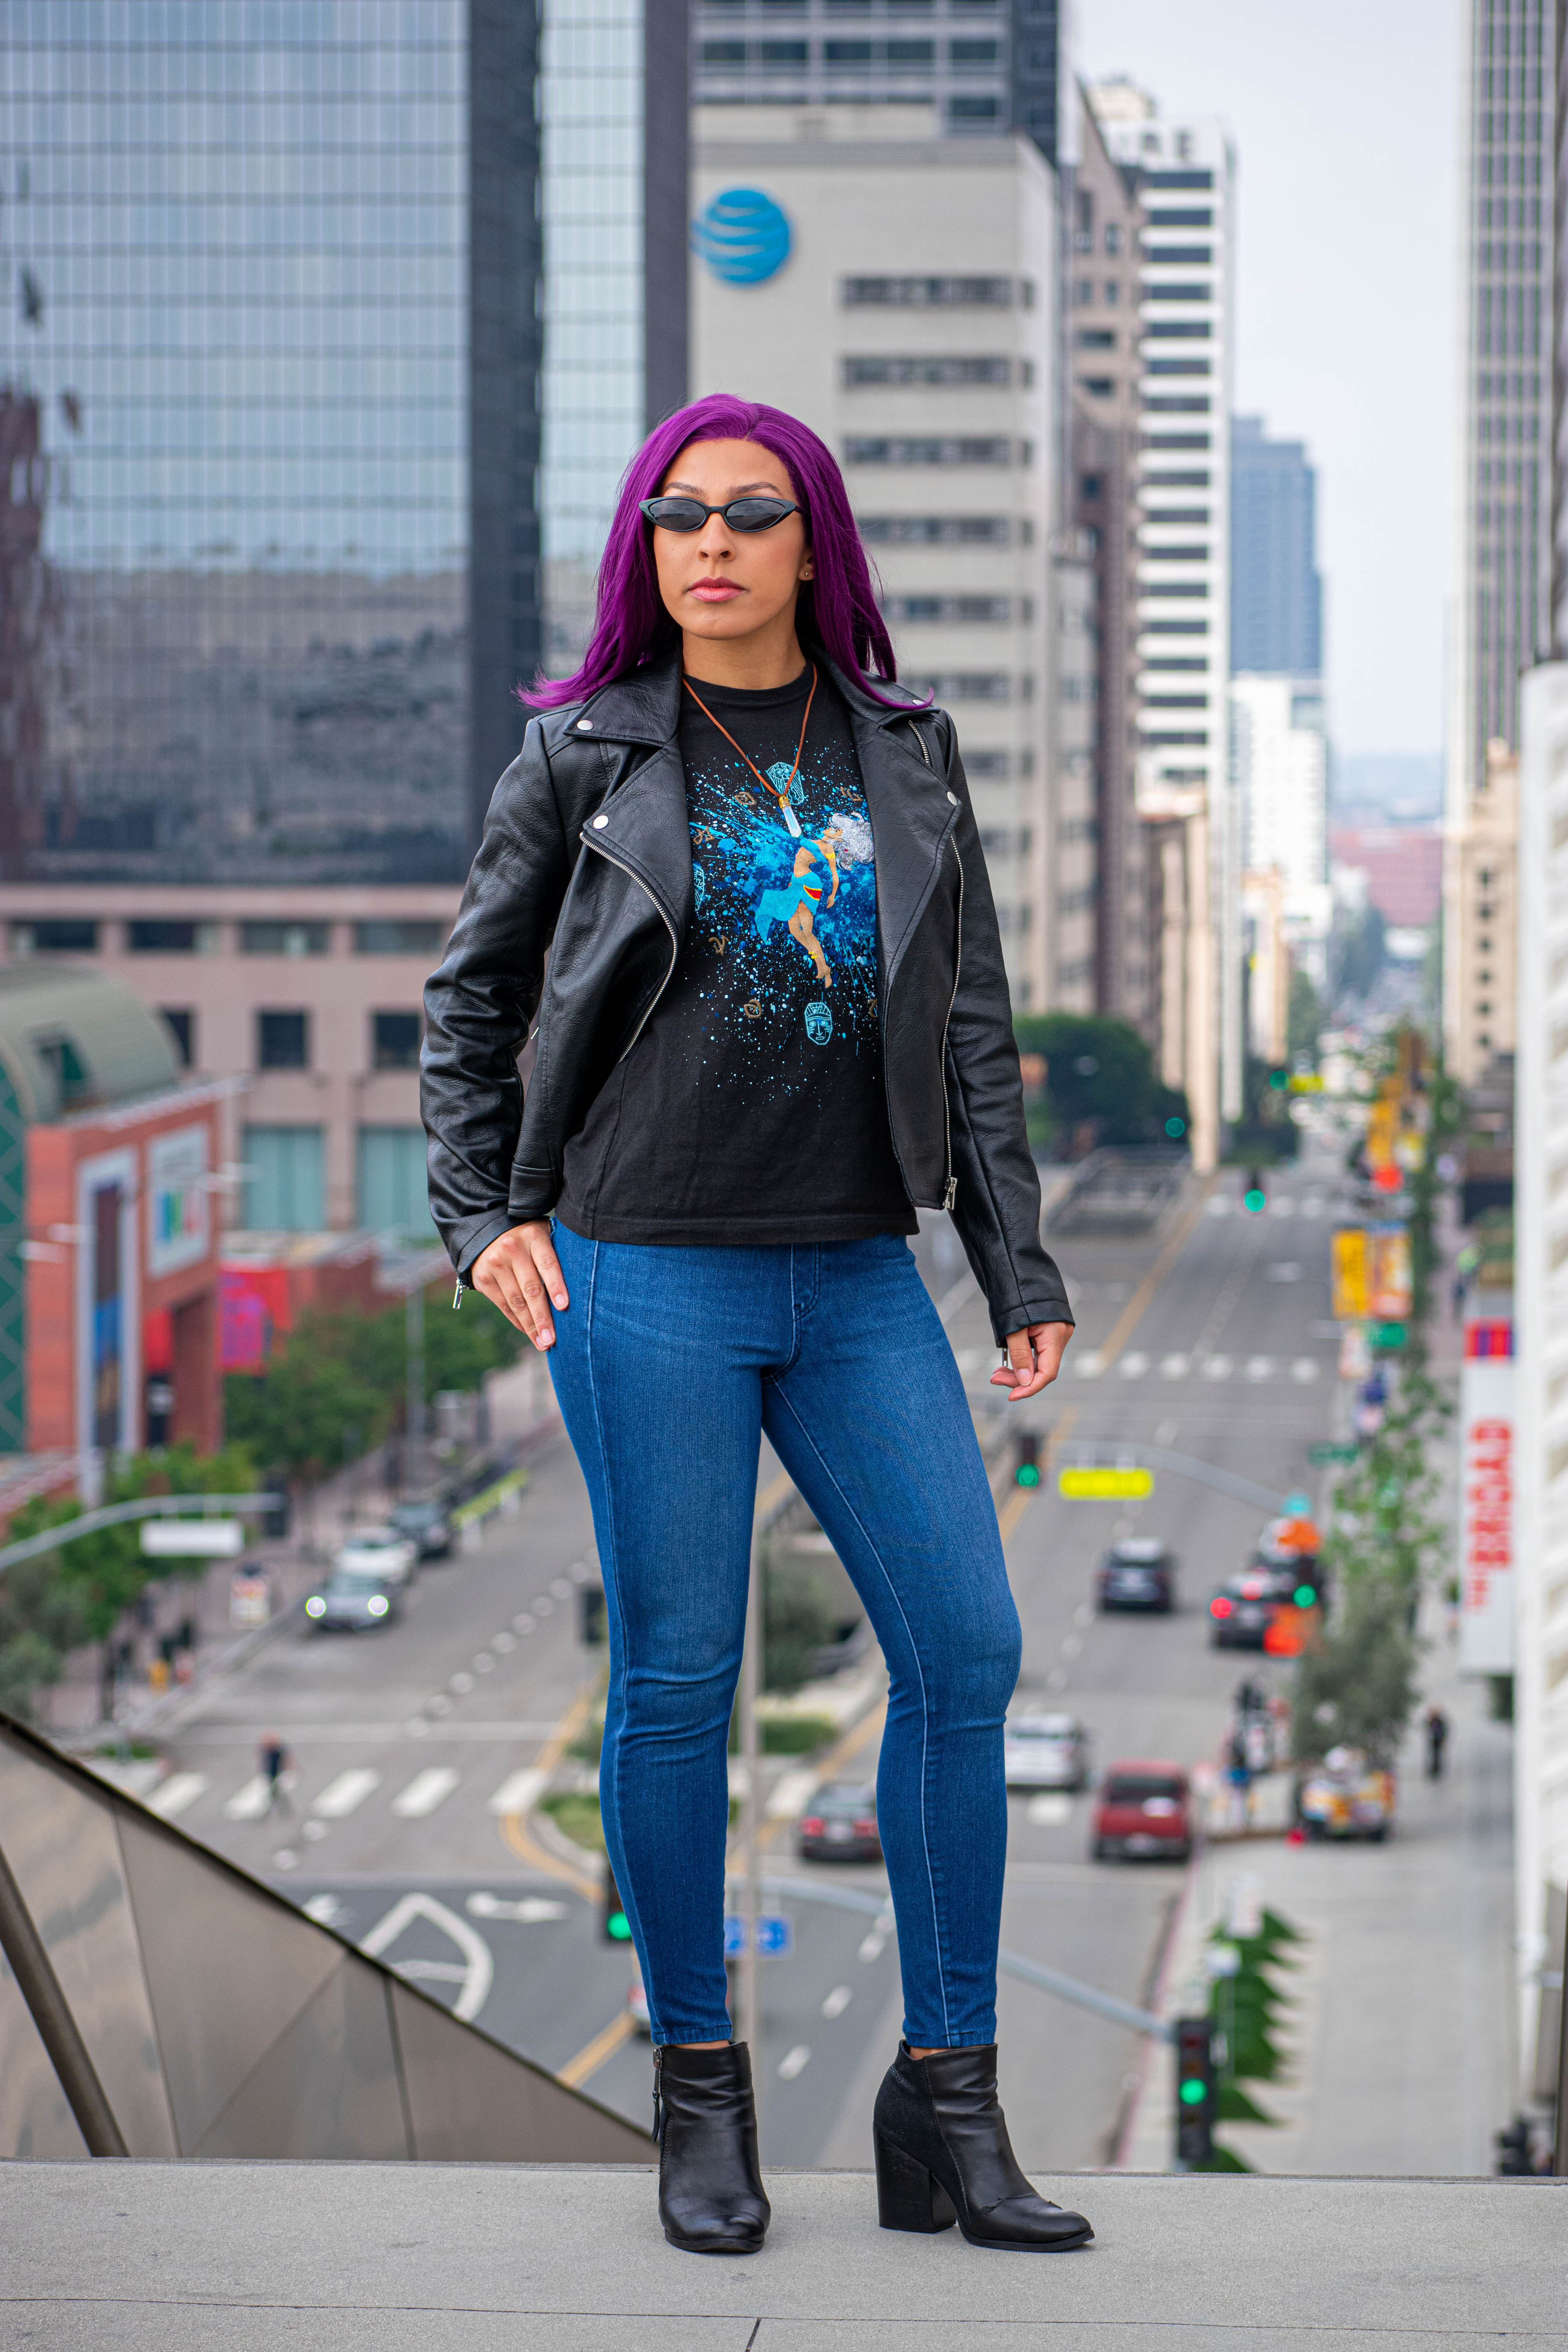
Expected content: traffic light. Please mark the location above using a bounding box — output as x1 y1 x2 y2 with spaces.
1267 1066 1288 1092
1242 1168 1267 1214
1015 1432 1041 1489
579 1583 608 1646
1174 2015 1217 2168
601 1859 632 1944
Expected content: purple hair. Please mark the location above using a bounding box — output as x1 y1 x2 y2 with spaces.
524 396 903 710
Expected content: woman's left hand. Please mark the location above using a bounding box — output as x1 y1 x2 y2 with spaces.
990 1321 1073 1402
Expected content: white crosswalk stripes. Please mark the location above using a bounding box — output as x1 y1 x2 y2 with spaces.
487 1766 548 1817
1292 1357 1320 1382
149 1773 207 1818
391 1767 460 1819
312 1768 381 1818
223 1775 272 1821
1160 1354 1190 1379
1069 1346 1329 1387
1244 1357 1274 1382
1202 1356 1232 1380
1118 1351 1149 1379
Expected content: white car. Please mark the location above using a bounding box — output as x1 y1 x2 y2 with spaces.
334 1526 419 1590
1004 1713 1091 1792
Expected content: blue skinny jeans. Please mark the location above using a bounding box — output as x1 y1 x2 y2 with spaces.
547 1228 1022 2049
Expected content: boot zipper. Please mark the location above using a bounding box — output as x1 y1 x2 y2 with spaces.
581 831 679 1061
652 2045 664 2143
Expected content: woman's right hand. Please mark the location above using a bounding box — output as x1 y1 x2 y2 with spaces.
470 1222 569 1349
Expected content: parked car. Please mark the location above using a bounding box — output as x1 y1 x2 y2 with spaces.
1091 1763 1193 1862
304 1569 401 1632
797 1782 882 1864
1097 1538 1177 1613
390 1499 453 1561
1208 1571 1280 1649
1003 1712 1090 1791
1297 1746 1395 1842
334 1526 419 1590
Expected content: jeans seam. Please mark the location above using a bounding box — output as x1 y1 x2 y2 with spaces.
768 1382 954 2047
582 1238 667 2046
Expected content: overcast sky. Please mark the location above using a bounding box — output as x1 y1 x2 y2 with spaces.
1076 0 1458 759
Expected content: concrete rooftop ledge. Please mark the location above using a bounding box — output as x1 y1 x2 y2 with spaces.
4 2163 1565 2350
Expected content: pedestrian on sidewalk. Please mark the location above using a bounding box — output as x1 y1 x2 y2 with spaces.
1424 1704 1450 1780
258 1731 292 1817
423 397 1090 2261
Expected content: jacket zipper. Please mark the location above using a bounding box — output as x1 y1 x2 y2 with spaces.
938 832 963 1212
581 832 679 1062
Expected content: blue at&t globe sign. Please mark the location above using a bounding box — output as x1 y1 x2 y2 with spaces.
691 188 792 285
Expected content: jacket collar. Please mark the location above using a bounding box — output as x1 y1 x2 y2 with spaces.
568 641 937 751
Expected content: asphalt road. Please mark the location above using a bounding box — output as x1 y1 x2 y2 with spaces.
151 1139 1347 2169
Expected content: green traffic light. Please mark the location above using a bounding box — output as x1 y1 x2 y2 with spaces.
1165 1115 1186 1138
1243 1188 1266 1213
1268 1069 1287 1090
608 1912 632 1940
1294 1584 1317 1608
1017 1464 1040 1488
1178 2079 1207 2106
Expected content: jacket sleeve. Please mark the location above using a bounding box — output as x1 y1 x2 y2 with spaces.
938 723 1074 1344
421 718 572 1278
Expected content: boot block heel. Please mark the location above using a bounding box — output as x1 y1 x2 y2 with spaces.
874 2131 957 2233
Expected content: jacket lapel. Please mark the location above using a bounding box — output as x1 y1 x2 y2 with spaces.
826 658 958 987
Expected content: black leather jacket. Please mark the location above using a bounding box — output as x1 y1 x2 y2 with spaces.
421 648 1071 1343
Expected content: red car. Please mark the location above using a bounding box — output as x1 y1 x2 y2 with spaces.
1091 1762 1193 1862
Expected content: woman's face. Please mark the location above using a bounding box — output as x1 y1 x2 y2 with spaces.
650 437 813 650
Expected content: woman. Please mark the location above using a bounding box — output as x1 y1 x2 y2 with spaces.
422 396 1089 2258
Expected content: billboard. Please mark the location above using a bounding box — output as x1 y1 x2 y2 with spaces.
1459 1315 1515 1674
147 1124 211 1278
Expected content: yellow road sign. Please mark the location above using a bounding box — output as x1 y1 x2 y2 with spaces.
1057 1466 1154 1500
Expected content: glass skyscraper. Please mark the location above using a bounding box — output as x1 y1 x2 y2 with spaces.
1229 415 1322 680
0 1 541 885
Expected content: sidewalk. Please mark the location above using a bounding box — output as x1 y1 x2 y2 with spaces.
1122 1592 1516 2176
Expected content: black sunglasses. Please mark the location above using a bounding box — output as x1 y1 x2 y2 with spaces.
639 495 801 534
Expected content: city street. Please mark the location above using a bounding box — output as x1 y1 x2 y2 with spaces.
149 1144 1345 2166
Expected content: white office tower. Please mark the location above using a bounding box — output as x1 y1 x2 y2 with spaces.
1513 659 1568 2101
1091 82 1237 1168
1231 675 1330 1018
691 108 1058 1005
1444 1 1554 1068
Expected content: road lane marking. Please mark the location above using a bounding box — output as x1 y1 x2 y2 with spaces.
1243 1356 1274 1382
149 1773 206 1818
392 1767 460 1818
778 2044 811 2080
223 1775 272 1820
1118 1352 1150 1379
1073 1352 1104 1378
495 1681 603 1898
1160 1354 1190 1379
1292 1358 1320 1382
1092 1173 1220 1368
1201 1356 1232 1380
1205 1195 1232 1217
488 1766 549 1816
312 1768 380 1818
1026 1794 1073 1826
360 1892 494 2023
822 1985 852 2018
558 2006 637 2088
466 1891 568 1922
767 1766 822 1822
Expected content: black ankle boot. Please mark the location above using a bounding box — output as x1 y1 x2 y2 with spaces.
872 2042 1093 2250
654 2042 771 2255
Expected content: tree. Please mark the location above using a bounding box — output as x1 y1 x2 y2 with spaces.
1287 965 1325 1064
1292 1582 1419 1768
0 1551 89 1723
1013 1013 1188 1154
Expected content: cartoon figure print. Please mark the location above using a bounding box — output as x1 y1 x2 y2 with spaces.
753 826 844 987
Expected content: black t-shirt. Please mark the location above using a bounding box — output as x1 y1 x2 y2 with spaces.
556 665 915 1246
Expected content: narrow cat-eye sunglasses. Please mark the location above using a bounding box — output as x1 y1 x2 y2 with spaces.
639 495 801 533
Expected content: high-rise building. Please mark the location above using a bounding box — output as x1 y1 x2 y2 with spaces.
1091 79 1237 1166
1069 85 1151 1036
0 2 542 888
1230 673 1329 1005
1447 738 1518 1087
540 0 690 670
1230 416 1323 677
690 105 1058 1005
692 0 1061 161
1444 0 1553 1066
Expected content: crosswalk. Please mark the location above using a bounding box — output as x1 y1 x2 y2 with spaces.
955 1347 1325 1387
1204 1194 1330 1218
167 1757 555 1832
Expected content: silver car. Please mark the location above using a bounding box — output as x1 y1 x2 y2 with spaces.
334 1525 419 1590
1003 1712 1091 1791
305 1569 400 1632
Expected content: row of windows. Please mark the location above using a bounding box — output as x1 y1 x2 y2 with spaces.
150 1005 422 1074
977 825 1034 855
846 436 1029 465
882 593 1025 622
841 274 1029 307
701 34 1000 60
243 1122 431 1239
1142 543 1211 561
843 354 1020 387
901 671 1029 701
704 0 1000 11
11 916 447 956
857 513 1020 543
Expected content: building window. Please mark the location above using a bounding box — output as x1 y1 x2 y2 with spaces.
1147 207 1213 228
31 1031 93 1108
1105 223 1123 254
1147 359 1211 377
243 1126 325 1232
758 38 807 59
357 1127 436 1240
161 1009 194 1067
841 275 1013 307
701 38 745 60
1143 283 1212 303
1104 280 1120 305
354 920 446 956
843 355 1009 387
240 920 330 956
968 755 1010 780
1075 328 1115 349
884 594 1013 623
1144 544 1210 562
127 920 217 954
373 1010 423 1070
900 672 1012 701
1142 169 1215 191
846 436 1012 465
1143 694 1209 710
947 94 1000 122
1144 319 1214 339
857 514 1010 544
949 36 998 60
824 38 874 62
1144 507 1210 524
1077 377 1114 397
257 1010 309 1070
11 918 98 955
1143 470 1211 487
887 36 933 61
1145 245 1212 265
